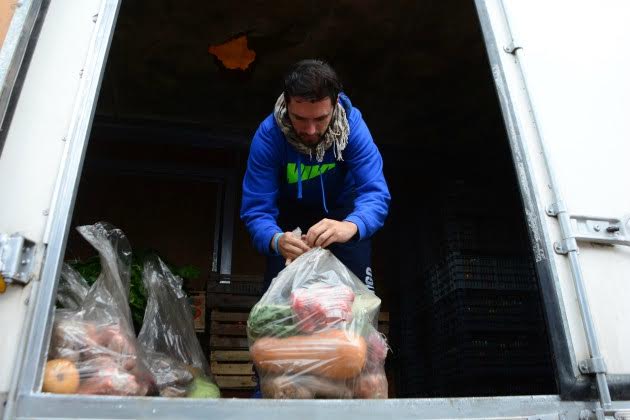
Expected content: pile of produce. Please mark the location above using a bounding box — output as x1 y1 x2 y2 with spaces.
247 248 389 399
137 256 219 398
45 223 155 395
46 222 217 398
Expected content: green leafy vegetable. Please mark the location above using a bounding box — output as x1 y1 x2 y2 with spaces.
68 251 200 333
247 304 299 340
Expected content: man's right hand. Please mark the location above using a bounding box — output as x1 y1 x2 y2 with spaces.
277 231 311 261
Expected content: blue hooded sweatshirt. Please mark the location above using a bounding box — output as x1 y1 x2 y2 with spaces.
240 93 391 256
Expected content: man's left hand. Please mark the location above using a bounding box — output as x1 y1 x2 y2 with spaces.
305 219 358 248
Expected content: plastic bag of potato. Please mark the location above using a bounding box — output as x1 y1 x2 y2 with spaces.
45 222 155 396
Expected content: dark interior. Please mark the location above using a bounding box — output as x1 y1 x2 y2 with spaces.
64 0 558 398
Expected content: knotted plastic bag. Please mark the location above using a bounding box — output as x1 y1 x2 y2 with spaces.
247 247 389 399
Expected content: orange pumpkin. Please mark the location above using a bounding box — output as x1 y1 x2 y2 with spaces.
43 358 80 394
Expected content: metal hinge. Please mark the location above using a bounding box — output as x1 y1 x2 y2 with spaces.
579 357 608 375
553 239 578 255
0 233 41 285
546 201 567 217
578 358 611 420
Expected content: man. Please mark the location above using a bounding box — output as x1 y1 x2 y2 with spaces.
240 59 390 291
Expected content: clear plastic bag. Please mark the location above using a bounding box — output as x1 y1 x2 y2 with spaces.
137 256 220 398
56 264 90 310
45 223 155 396
247 247 389 399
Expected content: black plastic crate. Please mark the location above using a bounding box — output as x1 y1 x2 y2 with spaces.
425 253 538 302
430 329 551 373
432 178 514 216
430 289 543 333
443 216 527 248
421 219 531 265
420 174 531 263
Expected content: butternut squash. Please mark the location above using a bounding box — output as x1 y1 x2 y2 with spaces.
251 329 367 379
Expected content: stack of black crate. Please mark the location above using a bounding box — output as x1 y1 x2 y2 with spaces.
420 175 555 396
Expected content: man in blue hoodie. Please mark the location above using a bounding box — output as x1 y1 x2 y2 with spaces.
240 59 390 291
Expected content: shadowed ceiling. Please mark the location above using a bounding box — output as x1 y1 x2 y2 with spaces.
95 0 503 148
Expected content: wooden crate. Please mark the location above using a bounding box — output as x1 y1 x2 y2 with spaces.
209 309 250 349
210 309 255 390
207 292 259 310
210 350 255 389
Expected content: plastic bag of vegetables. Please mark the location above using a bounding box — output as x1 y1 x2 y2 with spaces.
56 264 90 310
247 247 389 399
137 256 220 398
45 222 156 396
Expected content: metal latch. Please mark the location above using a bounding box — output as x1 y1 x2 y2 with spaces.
0 233 39 284
503 41 522 54
546 204 630 249
569 214 630 246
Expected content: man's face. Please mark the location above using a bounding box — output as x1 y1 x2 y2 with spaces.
286 96 334 146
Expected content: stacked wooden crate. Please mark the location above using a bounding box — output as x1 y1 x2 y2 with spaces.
207 274 262 395
209 309 254 390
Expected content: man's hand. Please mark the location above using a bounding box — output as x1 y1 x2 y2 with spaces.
277 231 311 261
305 219 358 248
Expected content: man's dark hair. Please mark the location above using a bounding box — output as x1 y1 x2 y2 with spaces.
283 59 343 104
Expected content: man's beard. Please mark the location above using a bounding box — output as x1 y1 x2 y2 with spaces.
298 132 324 147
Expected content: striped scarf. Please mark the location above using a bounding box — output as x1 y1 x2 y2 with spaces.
273 93 349 163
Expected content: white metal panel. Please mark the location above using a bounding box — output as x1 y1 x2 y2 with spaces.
0 0 104 401
501 0 630 374
479 0 588 379
0 0 101 242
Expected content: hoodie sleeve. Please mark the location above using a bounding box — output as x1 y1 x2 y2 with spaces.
342 108 391 240
240 119 283 255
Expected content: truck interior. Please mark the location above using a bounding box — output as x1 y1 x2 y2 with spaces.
59 0 558 398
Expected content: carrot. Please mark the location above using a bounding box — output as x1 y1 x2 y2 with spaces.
251 329 367 379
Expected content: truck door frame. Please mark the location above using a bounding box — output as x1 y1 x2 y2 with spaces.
6 0 630 418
